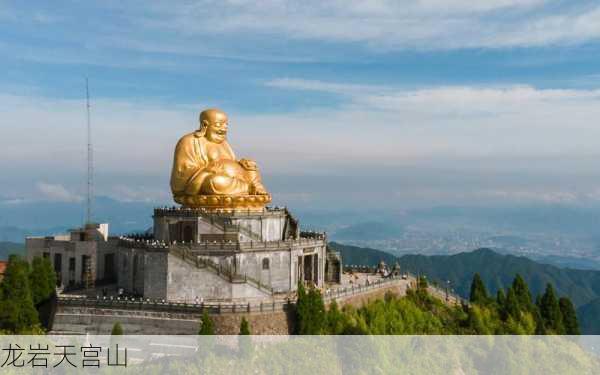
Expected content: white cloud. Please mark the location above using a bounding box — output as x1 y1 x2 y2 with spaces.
127 1 600 50
108 185 171 203
266 77 600 120
265 78 383 96
3 78 600 206
3 1 599 64
36 182 83 203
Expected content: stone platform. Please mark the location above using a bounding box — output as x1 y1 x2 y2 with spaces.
173 193 272 211
115 206 341 302
51 276 410 334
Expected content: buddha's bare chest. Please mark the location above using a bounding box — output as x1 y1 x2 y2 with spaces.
204 143 233 162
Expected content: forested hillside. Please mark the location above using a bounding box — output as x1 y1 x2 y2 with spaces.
330 243 600 333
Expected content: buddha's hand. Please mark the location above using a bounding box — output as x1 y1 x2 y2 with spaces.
239 158 258 171
207 159 225 173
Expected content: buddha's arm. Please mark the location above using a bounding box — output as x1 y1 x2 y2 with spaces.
174 158 250 196
170 136 211 196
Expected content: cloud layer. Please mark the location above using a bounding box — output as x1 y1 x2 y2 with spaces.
2 78 600 207
2 1 600 208
127 1 600 50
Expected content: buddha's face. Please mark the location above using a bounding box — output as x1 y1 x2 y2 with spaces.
204 112 228 144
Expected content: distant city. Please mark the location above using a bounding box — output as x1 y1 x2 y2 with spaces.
334 229 599 270
3 196 600 270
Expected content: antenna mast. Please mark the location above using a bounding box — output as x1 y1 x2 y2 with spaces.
85 78 94 225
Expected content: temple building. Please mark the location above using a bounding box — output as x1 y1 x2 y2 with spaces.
25 108 342 302
25 223 118 289
117 206 337 301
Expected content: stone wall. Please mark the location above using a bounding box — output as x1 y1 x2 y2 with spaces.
143 250 168 299
235 250 293 293
52 280 410 335
212 311 293 335
52 306 202 335
26 238 98 287
52 305 293 335
166 254 268 301
332 281 409 308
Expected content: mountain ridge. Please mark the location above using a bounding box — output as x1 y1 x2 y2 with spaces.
329 242 600 334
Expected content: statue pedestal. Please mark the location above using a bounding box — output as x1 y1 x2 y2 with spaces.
173 194 271 211
152 205 294 244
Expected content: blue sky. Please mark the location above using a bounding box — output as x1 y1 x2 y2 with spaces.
2 0 600 210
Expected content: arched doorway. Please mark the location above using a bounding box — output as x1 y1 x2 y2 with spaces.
183 225 194 243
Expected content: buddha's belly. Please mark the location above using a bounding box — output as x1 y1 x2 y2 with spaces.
217 159 246 178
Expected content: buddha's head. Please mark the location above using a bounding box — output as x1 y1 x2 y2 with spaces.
199 108 228 144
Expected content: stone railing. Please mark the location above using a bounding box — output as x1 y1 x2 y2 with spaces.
153 206 288 218
57 278 407 315
118 237 325 253
56 274 465 315
323 274 467 307
323 276 404 301
118 237 169 250
57 295 294 315
299 231 326 240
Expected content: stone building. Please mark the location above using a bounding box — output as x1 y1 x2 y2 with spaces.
26 108 342 303
26 223 118 289
117 206 341 301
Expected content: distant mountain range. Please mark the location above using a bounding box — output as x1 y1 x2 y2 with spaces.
329 242 600 334
329 241 397 266
0 241 24 260
0 196 156 242
330 221 404 240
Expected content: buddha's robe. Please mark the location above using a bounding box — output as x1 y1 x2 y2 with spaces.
170 131 261 196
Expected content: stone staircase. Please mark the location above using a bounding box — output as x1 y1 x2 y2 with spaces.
170 246 273 295
197 215 263 242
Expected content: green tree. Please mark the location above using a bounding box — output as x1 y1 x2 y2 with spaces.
496 289 506 306
295 282 309 334
467 305 496 334
111 322 123 335
29 256 56 305
325 300 346 334
199 311 214 335
239 317 251 335
495 289 507 320
469 273 489 305
539 284 564 334
296 283 326 334
42 256 57 293
0 255 39 333
511 274 533 312
504 287 521 320
558 297 580 335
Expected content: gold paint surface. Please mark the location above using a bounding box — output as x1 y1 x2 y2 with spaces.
170 109 270 209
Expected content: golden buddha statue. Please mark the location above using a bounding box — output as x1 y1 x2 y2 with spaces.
170 108 271 210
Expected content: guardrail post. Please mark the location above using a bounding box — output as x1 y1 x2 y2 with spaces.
247 303 250 313
272 301 275 311
218 303 221 314
260 302 263 312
